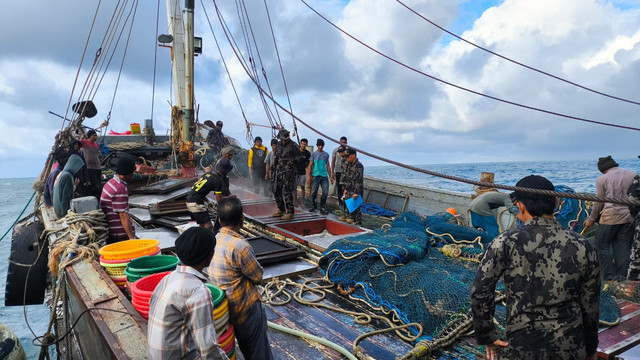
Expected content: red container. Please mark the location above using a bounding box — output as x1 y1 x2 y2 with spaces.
131 296 150 311
130 271 171 299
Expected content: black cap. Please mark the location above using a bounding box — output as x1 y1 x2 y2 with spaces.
216 120 223 127
116 157 136 175
175 227 215 266
346 148 357 155
316 139 325 146
337 145 347 153
597 155 618 173
510 175 555 201
278 129 290 140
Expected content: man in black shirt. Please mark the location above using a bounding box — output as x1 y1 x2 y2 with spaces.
186 155 233 231
295 138 311 208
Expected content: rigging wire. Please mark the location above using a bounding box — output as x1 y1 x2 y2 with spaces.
105 0 140 123
238 0 287 130
60 0 104 133
262 0 298 139
151 0 161 122
395 0 640 107
232 0 285 134
212 4 640 207
215 0 283 139
201 0 253 144
297 0 640 132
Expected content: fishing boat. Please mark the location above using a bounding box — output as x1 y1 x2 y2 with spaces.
4 0 640 359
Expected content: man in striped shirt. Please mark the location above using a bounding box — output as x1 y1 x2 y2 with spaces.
208 197 273 360
99 157 136 244
148 227 228 360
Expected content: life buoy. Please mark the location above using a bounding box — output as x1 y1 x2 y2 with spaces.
4 220 48 307
0 323 26 360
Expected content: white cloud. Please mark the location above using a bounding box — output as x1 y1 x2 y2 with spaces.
1 0 640 179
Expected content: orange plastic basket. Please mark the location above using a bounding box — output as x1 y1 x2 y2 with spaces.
99 240 160 260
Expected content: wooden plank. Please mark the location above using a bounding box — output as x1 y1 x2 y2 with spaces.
66 260 148 360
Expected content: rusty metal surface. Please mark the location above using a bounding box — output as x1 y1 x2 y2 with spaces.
247 236 306 266
131 177 196 194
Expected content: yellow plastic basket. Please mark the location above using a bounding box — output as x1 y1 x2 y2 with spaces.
99 239 160 260
100 261 129 277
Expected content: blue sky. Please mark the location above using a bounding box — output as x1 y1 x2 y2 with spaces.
1 0 640 178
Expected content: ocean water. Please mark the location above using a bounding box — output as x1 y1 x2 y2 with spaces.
365 159 640 194
0 177 50 359
0 158 639 357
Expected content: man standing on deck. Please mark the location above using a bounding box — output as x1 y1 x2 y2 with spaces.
80 129 102 198
307 139 333 215
265 139 278 197
472 175 600 360
186 155 233 232
584 156 636 281
295 138 311 208
148 227 229 360
331 136 348 206
248 136 269 195
340 148 364 225
627 174 640 280
272 129 300 220
206 120 226 160
208 197 273 360
100 158 137 243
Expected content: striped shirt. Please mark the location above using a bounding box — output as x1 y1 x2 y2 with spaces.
99 175 133 239
208 228 263 325
148 266 228 360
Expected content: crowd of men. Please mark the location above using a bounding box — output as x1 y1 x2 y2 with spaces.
44 125 640 359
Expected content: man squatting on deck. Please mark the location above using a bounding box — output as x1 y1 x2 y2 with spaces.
472 175 600 360
99 157 137 243
209 196 274 360
185 147 234 232
148 227 229 359
272 129 301 220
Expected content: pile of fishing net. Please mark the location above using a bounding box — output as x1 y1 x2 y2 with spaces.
554 185 590 234
319 211 623 345
319 212 485 338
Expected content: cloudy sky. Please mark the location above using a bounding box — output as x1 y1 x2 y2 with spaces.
1 0 639 178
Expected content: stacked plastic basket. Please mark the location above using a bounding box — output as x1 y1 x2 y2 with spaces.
98 239 161 291
129 271 171 320
206 283 236 360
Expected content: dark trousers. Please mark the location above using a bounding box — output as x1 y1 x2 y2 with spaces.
234 301 273 360
335 172 342 202
251 169 268 195
596 222 634 281
87 168 102 198
311 176 329 207
274 171 295 214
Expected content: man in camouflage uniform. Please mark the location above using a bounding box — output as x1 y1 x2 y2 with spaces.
340 148 364 225
206 120 226 159
627 174 640 280
471 175 599 360
272 129 300 220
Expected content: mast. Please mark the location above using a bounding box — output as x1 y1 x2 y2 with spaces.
184 0 195 141
166 0 186 109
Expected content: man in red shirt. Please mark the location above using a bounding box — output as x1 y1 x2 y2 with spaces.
80 129 102 198
100 158 137 243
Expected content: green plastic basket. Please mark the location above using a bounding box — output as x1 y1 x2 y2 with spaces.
205 283 225 307
126 255 180 276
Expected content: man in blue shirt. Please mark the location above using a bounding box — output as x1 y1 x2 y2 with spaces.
306 139 333 215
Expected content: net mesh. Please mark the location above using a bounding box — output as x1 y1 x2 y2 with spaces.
319 206 626 347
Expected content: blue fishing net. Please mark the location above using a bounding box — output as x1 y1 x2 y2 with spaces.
320 211 623 343
554 185 589 233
